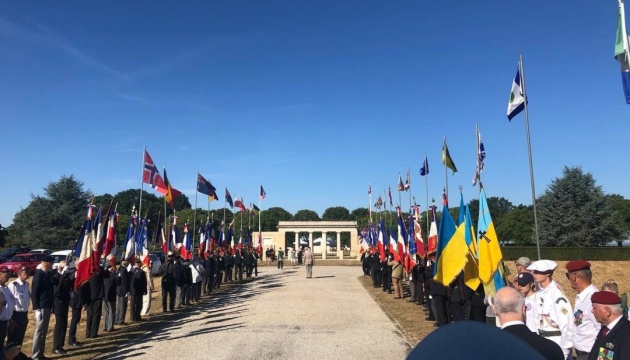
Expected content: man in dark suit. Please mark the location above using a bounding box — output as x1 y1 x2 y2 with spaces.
86 266 105 338
159 252 178 312
115 261 130 325
67 275 90 348
31 255 55 360
129 261 147 321
52 261 72 355
493 287 564 360
102 263 118 331
588 291 630 360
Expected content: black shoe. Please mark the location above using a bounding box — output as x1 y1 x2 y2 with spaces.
425 317 435 321
53 348 68 354
69 341 82 347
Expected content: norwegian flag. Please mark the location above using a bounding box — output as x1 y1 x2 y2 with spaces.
143 149 168 195
234 198 247 213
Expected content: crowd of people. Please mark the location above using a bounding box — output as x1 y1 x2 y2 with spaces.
362 249 630 360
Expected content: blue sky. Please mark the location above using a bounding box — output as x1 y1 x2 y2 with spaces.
0 1 628 226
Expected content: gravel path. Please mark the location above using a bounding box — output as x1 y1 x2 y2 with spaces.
100 265 411 360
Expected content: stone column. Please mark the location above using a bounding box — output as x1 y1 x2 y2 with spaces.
337 231 342 259
308 232 313 250
294 232 298 252
322 231 327 260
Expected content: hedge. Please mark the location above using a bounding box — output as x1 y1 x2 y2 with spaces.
502 246 630 261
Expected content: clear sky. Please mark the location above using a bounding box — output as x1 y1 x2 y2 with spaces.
0 1 628 226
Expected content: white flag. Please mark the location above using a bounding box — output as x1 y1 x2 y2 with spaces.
507 67 525 120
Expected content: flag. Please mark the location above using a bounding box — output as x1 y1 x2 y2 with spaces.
181 221 192 260
442 139 457 174
397 174 404 192
388 186 393 207
209 223 216 254
137 217 150 266
413 204 425 257
163 168 181 207
123 212 137 262
252 204 260 213
427 204 438 255
374 196 383 209
442 189 448 206
168 216 180 254
615 0 630 104
104 209 118 266
198 223 206 258
368 184 371 196
225 188 234 208
472 130 486 186
378 220 386 261
404 169 410 191
260 185 266 200
477 188 505 296
143 149 168 195
457 193 480 290
433 204 469 286
406 214 417 272
419 156 429 176
507 66 526 120
74 205 100 289
234 198 247 212
394 207 407 263
197 173 218 201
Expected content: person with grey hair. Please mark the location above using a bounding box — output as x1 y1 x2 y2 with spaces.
493 287 564 360
588 291 630 360
515 257 532 274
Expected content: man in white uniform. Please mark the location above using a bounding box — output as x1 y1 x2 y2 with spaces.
565 260 599 360
528 260 574 359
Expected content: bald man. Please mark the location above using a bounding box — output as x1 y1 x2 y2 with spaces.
493 287 564 360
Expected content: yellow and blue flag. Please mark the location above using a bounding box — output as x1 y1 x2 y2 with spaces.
433 204 469 286
477 188 505 296
457 193 480 290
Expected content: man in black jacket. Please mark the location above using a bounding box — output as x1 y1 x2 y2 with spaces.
31 255 55 360
67 268 90 348
243 250 253 279
159 252 178 312
85 266 105 338
115 261 130 325
102 264 118 331
234 250 243 280
588 291 630 360
494 287 564 360
129 261 147 321
52 261 72 355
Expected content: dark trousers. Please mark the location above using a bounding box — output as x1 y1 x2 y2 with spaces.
115 296 127 325
7 311 27 346
213 273 222 289
450 301 465 322
86 299 102 338
224 268 232 282
371 269 379 286
245 265 253 278
383 273 392 292
68 307 81 344
192 283 201 301
162 287 176 312
202 276 212 294
181 285 190 305
426 297 436 321
53 308 68 350
277 261 283 270
131 295 143 320
235 265 243 280
469 306 486 323
0 319 7 356
433 294 449 326
414 281 424 304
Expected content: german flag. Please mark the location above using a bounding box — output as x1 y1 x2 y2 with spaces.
163 167 181 207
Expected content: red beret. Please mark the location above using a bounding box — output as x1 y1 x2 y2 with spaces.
565 260 591 272
591 291 621 305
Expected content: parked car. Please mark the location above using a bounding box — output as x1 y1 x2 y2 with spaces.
0 247 31 260
0 253 49 275
51 250 73 270
150 250 165 264
149 254 162 276
0 256 8 264
29 249 53 255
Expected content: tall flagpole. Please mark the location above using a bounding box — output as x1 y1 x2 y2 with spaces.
443 137 449 205
476 124 482 193
407 167 412 215
424 154 429 241
520 54 541 260
139 147 145 221
368 183 372 223
193 172 199 253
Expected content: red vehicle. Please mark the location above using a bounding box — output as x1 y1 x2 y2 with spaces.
0 253 49 275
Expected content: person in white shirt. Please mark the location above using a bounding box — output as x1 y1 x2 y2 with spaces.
0 268 15 357
564 260 600 360
514 272 539 333
7 267 29 347
528 260 574 359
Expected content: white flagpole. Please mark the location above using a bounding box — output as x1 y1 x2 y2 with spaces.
193 172 198 253
139 147 145 221
520 54 541 261
368 183 372 223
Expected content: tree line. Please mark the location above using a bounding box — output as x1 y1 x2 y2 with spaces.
2 166 629 250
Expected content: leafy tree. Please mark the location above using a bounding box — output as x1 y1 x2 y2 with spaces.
537 166 623 247
322 206 351 221
468 196 514 227
292 210 320 221
260 207 292 232
8 175 92 249
350 207 369 230
607 194 630 245
0 224 6 248
496 205 534 246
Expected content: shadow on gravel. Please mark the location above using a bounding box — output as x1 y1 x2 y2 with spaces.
313 275 336 279
95 270 287 359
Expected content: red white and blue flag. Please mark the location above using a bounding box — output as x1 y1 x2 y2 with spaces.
104 209 118 266
181 221 192 260
123 212 137 262
74 205 100 289
143 149 168 195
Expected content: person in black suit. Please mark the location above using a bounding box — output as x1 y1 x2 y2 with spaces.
159 252 178 312
129 262 147 321
31 255 55 360
52 261 72 355
588 291 630 360
85 266 105 338
67 274 90 348
102 264 118 331
493 287 564 360
202 254 214 294
115 261 130 325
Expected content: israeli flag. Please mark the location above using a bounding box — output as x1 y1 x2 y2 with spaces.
507 67 525 121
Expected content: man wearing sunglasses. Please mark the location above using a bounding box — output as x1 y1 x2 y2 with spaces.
565 260 600 360
528 260 574 359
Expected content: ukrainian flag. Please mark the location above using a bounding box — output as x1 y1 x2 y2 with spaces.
457 194 480 290
433 204 469 286
477 188 505 296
